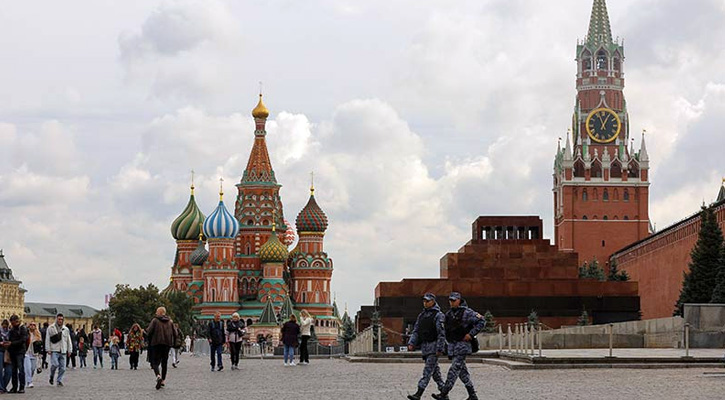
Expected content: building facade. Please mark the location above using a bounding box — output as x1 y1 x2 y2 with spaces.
0 250 25 321
553 0 651 266
24 302 98 331
165 95 339 344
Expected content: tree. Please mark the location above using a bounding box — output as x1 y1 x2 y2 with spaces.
527 310 539 327
579 258 606 281
710 241 725 303
675 206 724 315
92 308 111 335
340 313 356 343
577 310 589 326
165 291 195 336
108 284 169 332
607 259 630 281
483 310 496 333
370 311 387 351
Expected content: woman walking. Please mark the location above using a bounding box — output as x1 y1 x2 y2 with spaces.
24 322 42 388
127 323 143 370
226 313 245 370
298 310 313 365
280 314 300 367
91 325 104 369
146 307 176 390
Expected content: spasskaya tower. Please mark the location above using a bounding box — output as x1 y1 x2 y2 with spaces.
553 0 651 266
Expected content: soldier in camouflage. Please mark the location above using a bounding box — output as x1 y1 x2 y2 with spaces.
432 292 486 400
406 293 446 400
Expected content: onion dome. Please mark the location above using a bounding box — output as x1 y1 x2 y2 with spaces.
161 278 181 298
259 225 289 263
295 186 328 233
281 219 296 246
203 184 240 239
252 94 269 119
190 234 209 266
170 184 205 240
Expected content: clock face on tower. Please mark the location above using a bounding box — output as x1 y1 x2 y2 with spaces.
585 108 621 143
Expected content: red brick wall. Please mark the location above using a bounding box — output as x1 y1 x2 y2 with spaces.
614 202 725 319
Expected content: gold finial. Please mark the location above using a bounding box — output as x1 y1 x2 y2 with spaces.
219 177 224 200
198 222 203 241
310 171 315 195
642 129 647 136
190 169 195 194
272 221 276 232
252 88 269 119
722 177 725 186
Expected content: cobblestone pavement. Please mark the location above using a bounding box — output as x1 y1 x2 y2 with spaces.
25 353 725 399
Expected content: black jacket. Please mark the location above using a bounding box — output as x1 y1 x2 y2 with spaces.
208 320 225 345
8 325 28 355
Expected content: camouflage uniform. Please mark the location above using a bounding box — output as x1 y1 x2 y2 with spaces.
435 295 485 400
407 303 446 393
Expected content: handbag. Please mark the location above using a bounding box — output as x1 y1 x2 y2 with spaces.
32 340 43 354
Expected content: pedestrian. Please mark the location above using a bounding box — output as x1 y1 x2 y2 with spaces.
7 315 28 393
77 337 88 369
25 321 43 389
169 323 182 368
298 310 313 365
226 313 245 370
432 292 486 400
146 306 176 390
207 312 225 372
184 335 191 355
45 313 73 387
91 325 104 369
127 323 143 370
280 314 300 367
40 322 49 370
0 319 12 393
109 336 121 370
65 324 77 370
406 293 446 400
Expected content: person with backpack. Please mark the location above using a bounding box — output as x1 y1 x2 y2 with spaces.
406 293 447 400
45 313 73 387
432 292 486 400
146 307 176 390
207 312 225 372
169 323 183 368
91 325 104 369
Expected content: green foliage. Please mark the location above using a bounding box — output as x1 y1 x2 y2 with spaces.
675 206 725 315
340 313 356 343
108 283 169 332
164 291 195 336
710 241 725 303
371 311 387 351
577 310 589 326
579 258 606 281
607 259 630 281
483 310 496 333
527 310 539 327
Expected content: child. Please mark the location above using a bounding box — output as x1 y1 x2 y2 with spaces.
78 337 88 368
109 336 121 370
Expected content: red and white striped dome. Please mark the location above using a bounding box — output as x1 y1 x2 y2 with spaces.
282 219 296 247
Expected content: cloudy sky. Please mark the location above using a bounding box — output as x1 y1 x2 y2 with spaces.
1 0 724 313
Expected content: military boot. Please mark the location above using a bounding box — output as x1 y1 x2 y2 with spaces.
407 388 424 400
465 385 479 400
431 392 449 400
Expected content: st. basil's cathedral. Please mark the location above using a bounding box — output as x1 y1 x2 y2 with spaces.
163 95 339 345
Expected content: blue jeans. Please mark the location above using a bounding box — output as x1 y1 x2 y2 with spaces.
209 343 223 368
50 352 67 384
0 351 11 392
93 346 103 367
283 345 295 363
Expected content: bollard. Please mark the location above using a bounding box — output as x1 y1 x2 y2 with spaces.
507 324 512 353
524 324 529 354
516 324 521 353
608 323 614 358
538 322 543 358
498 325 503 352
685 323 690 358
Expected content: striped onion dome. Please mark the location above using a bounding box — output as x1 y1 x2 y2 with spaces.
161 279 181 298
281 219 296 246
203 199 240 239
189 237 209 265
258 229 289 263
295 187 328 233
170 189 205 240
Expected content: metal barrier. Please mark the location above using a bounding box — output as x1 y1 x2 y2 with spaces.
349 326 375 355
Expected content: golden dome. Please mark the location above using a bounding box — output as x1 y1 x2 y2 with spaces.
252 94 269 119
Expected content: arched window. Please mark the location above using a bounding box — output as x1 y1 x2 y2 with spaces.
583 190 588 201
613 57 620 71
246 219 254 226
582 216 588 220
582 50 592 71
603 215 608 220
591 160 603 178
574 160 586 177
245 243 251 255
623 190 630 202
614 189 619 201
597 50 607 70
624 216 629 220
603 189 609 201
610 161 622 178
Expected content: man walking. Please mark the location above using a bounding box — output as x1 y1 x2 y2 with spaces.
7 315 28 393
207 312 225 372
433 292 485 400
146 307 176 390
40 322 49 369
45 313 73 387
406 293 446 400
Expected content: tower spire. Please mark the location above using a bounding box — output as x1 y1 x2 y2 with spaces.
587 0 613 47
639 129 649 162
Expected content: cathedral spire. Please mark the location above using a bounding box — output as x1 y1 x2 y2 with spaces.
242 93 278 185
639 130 649 162
587 0 613 47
